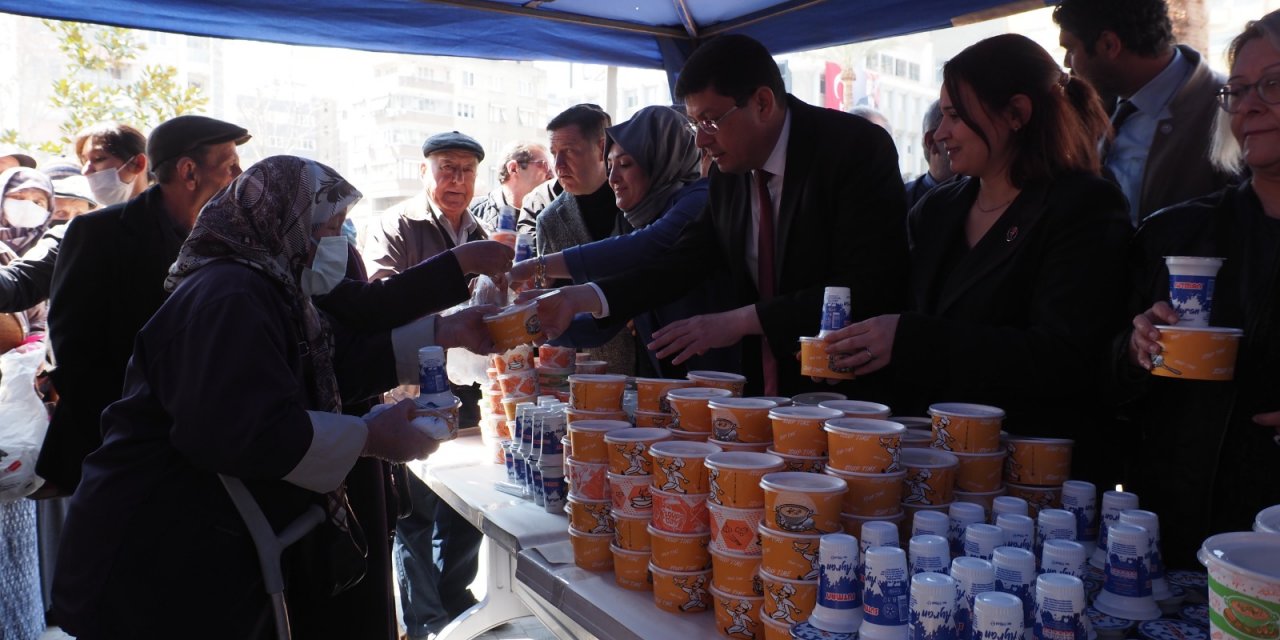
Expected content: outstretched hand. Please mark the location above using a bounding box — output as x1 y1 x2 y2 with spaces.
362 399 441 462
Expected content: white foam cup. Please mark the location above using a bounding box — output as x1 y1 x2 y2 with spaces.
997 514 1035 552
862 546 912 640
1034 573 1088 640
1036 509 1078 559
1163 256 1224 327
952 556 996 640
1094 523 1161 621
950 502 988 557
1091 492 1139 569
909 572 958 640
1040 539 1088 579
915 510 951 539
1117 509 1171 600
812 532 864 633
910 534 951 576
973 592 1026 640
1060 480 1098 554
992 496 1029 522
965 523 1006 561
993 546 1037 632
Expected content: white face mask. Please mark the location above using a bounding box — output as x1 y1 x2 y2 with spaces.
85 165 135 206
301 235 349 297
3 198 50 228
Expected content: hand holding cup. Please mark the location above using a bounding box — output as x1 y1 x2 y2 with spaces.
362 399 442 462
1128 301 1179 370
451 240 514 278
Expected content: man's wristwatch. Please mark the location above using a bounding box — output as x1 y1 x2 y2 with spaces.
535 254 547 288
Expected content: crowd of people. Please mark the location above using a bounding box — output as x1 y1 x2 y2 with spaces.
0 0 1277 638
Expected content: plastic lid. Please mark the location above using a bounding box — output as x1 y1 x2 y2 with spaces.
966 523 1004 545
861 521 900 546
950 556 996 581
973 591 1024 620
927 402 1005 419
760 470 846 493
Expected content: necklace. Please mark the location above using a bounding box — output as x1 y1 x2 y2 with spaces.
974 193 1016 213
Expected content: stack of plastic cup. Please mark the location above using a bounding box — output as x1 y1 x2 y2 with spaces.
756 471 847 629
862 546 912 640
992 496 1030 522
1090 491 1139 570
948 502 988 558
910 535 951 576
1059 481 1098 556
965 524 1005 561
859 521 901 588
1040 540 1088 579
1093 523 1161 621
952 556 996 640
1035 509 1078 560
997 514 1035 552
808 532 864 634
630 377 693 430
909 572 957 640
1034 573 1089 640
973 592 1026 640
993 546 1038 635
1002 438 1073 519
1116 510 1172 602
826 414 910 542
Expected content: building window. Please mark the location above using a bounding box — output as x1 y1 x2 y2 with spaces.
457 103 476 119
462 70 476 87
909 63 920 82
490 105 508 123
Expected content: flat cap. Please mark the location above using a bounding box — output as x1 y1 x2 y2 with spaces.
0 145 36 169
53 175 98 207
147 115 251 168
422 131 484 162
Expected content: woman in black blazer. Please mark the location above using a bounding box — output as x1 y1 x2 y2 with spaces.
823 34 1131 459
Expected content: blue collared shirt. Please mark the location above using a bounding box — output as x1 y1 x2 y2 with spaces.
1105 48 1194 226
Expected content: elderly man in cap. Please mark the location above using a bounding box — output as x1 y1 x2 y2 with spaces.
364 131 489 280
37 114 250 496
361 131 490 638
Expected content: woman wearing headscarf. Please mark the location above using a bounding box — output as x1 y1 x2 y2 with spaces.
0 167 54 259
52 156 441 639
512 105 740 375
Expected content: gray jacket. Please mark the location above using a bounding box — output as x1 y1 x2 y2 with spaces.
363 192 487 280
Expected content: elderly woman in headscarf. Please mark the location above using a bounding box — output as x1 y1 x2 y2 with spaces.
0 167 54 258
512 105 739 375
53 156 442 639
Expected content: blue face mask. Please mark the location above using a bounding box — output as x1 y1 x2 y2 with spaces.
301 235 348 297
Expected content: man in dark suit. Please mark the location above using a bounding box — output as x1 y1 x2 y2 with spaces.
536 34 909 396
37 115 250 496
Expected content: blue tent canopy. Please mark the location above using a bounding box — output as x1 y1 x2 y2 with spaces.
0 0 1053 79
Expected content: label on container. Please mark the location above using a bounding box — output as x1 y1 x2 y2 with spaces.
864 566 909 625
1168 275 1216 326
1103 542 1150 598
1035 595 1087 640
820 555 862 610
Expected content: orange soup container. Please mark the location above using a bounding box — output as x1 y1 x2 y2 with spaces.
650 440 722 495
567 419 631 462
483 302 545 352
568 527 613 571
768 447 827 474
634 410 674 429
611 544 652 591
575 360 609 375
648 524 712 572
608 472 655 517
565 407 628 424
668 428 710 443
761 616 794 640
604 427 672 476
649 562 712 614
770 406 844 456
1003 483 1061 517
688 370 748 396
498 344 536 374
1151 325 1244 381
759 569 819 623
758 523 823 581
497 371 538 399
635 377 697 413
569 373 627 412
565 456 609 500
537 344 576 370
928 403 1005 453
709 546 763 597
711 584 765 639
900 447 960 507
566 494 614 534
1003 437 1072 486
825 418 906 473
825 467 907 517
707 502 765 555
901 429 935 449
819 400 892 419
667 387 735 433
954 449 1008 492
612 511 652 551
760 471 846 535
705 451 785 508
711 438 772 454
799 336 856 381
708 397 778 444
651 486 711 535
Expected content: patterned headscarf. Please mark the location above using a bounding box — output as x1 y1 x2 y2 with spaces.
605 105 702 229
0 167 54 255
165 155 361 412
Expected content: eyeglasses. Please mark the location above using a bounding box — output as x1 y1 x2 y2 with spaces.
687 105 742 135
1216 74 1280 112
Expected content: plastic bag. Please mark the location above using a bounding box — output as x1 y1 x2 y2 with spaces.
0 341 50 501
446 275 505 388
